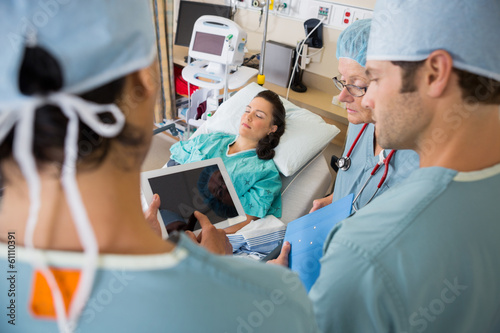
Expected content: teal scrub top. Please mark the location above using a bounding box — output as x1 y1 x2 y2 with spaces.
332 123 420 207
170 132 282 218
310 163 500 332
0 233 318 332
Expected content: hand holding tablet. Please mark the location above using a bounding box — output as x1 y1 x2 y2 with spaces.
141 158 247 239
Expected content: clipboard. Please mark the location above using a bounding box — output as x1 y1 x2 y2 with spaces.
284 193 354 291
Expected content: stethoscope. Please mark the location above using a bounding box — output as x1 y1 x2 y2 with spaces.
336 123 369 171
352 148 396 212
336 123 397 211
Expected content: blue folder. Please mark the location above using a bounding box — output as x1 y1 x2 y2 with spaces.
284 193 354 292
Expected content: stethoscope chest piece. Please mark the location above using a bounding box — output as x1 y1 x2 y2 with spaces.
337 156 351 171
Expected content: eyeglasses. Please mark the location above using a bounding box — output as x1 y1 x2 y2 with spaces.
332 76 368 97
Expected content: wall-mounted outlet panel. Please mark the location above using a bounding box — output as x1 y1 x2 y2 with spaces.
329 4 372 29
237 0 372 30
307 1 334 24
297 1 372 30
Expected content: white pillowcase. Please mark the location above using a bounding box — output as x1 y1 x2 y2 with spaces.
200 83 340 176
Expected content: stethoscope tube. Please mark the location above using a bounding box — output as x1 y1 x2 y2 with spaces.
336 123 368 171
351 149 396 212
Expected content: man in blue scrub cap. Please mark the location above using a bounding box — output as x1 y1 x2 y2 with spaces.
308 0 500 332
0 1 317 332
309 19 419 213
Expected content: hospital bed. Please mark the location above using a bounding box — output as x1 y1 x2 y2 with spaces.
189 82 340 224
177 16 340 222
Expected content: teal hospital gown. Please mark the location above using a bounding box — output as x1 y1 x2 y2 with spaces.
170 132 282 218
0 233 318 332
310 164 500 332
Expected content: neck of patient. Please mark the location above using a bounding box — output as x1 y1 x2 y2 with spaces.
417 103 500 171
0 160 172 254
228 136 258 155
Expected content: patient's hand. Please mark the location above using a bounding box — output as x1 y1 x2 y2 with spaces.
223 215 256 234
144 193 162 237
267 241 290 267
185 211 233 255
309 193 333 213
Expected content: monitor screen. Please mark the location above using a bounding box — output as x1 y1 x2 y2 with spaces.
192 32 225 56
175 1 232 47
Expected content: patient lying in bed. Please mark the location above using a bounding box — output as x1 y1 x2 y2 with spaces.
168 90 286 234
145 83 341 257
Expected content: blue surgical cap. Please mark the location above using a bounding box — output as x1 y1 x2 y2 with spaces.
336 19 371 67
367 0 500 81
0 0 156 105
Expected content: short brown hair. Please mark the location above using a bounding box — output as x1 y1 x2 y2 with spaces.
391 60 425 93
392 60 500 104
453 69 500 105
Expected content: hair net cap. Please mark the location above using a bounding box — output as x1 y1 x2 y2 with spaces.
0 0 156 106
336 19 371 68
367 0 500 81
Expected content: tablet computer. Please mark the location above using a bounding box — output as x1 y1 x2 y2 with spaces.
141 158 247 239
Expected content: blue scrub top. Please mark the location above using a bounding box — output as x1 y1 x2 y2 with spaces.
0 233 318 332
310 164 500 332
332 123 420 207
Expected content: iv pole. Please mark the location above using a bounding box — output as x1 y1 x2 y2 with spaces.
257 0 270 85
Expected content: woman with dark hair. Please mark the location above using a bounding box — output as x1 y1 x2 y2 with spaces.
0 2 316 332
169 89 286 233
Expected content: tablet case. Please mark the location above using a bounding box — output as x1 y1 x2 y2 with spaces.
284 193 354 291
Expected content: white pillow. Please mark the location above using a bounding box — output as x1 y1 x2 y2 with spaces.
202 83 340 176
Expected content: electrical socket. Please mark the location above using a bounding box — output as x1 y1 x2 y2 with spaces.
341 8 352 27
329 4 373 29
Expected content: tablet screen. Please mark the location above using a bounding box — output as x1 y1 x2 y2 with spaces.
147 164 240 234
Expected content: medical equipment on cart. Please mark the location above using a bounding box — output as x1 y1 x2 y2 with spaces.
182 16 258 128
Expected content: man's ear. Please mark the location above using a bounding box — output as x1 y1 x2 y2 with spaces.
424 50 454 98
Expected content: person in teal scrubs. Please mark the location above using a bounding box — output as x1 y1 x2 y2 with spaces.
271 1 500 331
310 19 419 213
307 1 500 332
169 90 286 233
0 2 317 332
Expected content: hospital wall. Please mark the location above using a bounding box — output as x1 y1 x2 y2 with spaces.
173 0 376 93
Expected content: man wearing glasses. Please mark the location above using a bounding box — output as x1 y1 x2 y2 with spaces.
309 18 419 213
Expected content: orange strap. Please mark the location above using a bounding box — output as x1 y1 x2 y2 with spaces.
30 268 81 319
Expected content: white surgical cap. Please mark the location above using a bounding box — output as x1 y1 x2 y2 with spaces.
0 1 156 332
367 0 500 81
336 19 371 68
